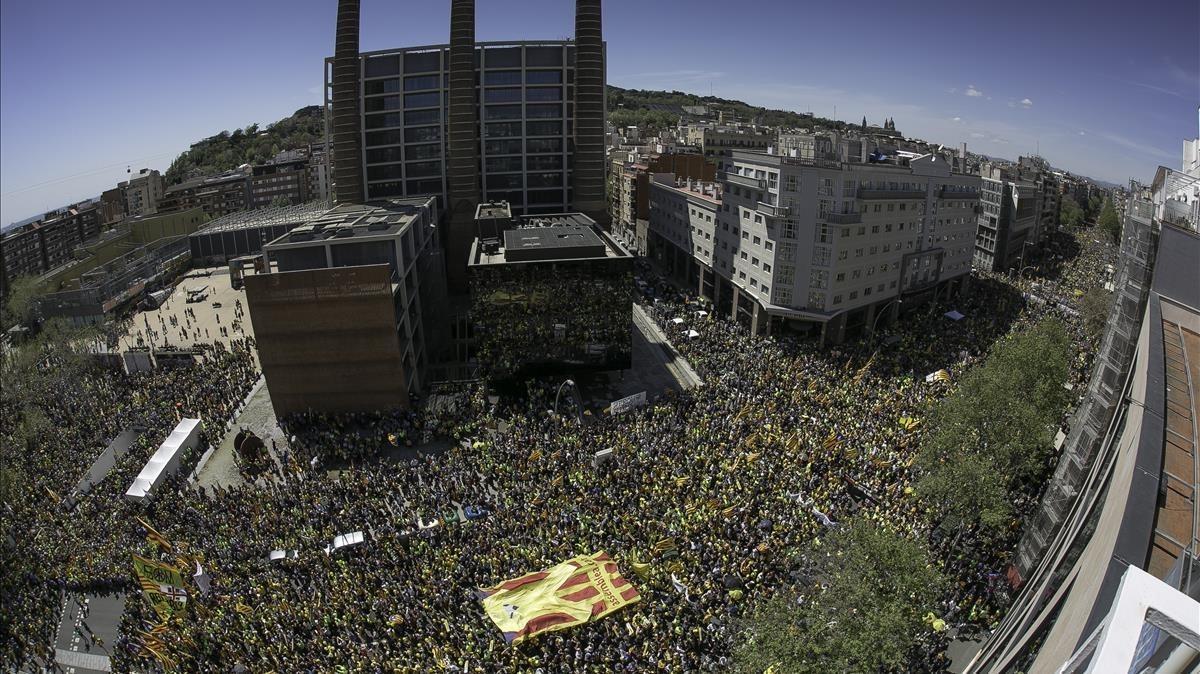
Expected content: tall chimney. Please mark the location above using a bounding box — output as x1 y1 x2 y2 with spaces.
572 0 607 225
445 0 479 290
331 0 364 204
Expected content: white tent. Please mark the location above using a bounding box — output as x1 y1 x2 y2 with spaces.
685 329 700 339
671 317 685 325
944 310 965 321
325 531 365 555
696 310 708 318
125 418 201 501
268 549 299 562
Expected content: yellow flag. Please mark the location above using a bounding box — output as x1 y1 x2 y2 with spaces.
131 554 187 621
476 552 640 644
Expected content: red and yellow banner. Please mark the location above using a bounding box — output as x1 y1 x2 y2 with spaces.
476 551 640 644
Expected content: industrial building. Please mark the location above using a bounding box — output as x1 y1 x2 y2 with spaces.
244 197 442 416
467 207 632 380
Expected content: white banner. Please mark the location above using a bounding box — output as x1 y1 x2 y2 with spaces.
610 391 647 415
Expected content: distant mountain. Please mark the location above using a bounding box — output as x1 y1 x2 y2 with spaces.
3 213 42 234
163 105 324 185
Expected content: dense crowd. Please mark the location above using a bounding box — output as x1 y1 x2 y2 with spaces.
0 339 259 668
1 226 1116 672
471 264 633 378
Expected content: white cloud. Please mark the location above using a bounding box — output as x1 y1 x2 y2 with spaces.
952 116 962 123
1079 131 1086 136
1020 98 1033 108
965 85 983 97
969 132 987 138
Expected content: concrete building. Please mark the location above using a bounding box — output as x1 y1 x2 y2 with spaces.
648 148 979 342
468 210 632 380
249 157 310 209
682 124 774 158
119 168 164 218
966 198 1200 674
1 201 108 296
245 197 440 416
160 171 251 219
973 163 1039 273
1149 120 1200 232
609 152 714 255
1019 155 1062 244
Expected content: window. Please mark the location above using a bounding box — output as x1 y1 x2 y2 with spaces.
832 295 842 305
857 226 866 235
404 74 440 91
365 112 402 129
526 70 562 84
485 122 522 138
751 257 759 266
526 104 562 119
484 105 522 120
404 109 440 125
484 70 522 85
762 263 771 272
855 248 863 258
850 291 858 300
740 251 748 260
484 88 522 103
750 278 758 288
836 272 845 282
765 241 773 251
838 250 847 260
404 92 440 108
864 287 872 296
403 127 440 143
753 236 761 245
526 87 562 101
786 175 797 192
742 231 749 240
526 121 562 136
526 138 562 153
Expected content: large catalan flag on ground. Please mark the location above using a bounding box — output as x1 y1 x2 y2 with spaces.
131 554 188 621
476 551 641 644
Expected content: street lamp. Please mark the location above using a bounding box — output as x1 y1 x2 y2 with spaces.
870 298 902 341
553 379 577 417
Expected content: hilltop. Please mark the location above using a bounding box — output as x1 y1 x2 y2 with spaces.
163 106 324 185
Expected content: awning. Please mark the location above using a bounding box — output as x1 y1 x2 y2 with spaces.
671 317 685 325
685 329 700 339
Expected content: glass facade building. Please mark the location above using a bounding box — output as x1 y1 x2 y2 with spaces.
332 42 578 214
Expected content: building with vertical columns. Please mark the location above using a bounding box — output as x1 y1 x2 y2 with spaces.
973 163 1039 273
323 0 608 281
648 149 979 343
330 0 364 205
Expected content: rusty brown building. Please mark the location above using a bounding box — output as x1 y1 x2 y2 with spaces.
244 197 440 417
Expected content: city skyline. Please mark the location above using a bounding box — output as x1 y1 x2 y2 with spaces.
2 0 1197 226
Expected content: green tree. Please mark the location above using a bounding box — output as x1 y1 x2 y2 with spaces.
1098 198 1120 243
1059 196 1085 229
916 319 1072 532
735 517 945 673
0 275 43 331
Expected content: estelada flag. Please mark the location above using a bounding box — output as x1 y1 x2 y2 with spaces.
476 551 640 645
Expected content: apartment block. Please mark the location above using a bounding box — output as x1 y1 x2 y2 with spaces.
609 151 714 254
649 149 979 343
973 164 1039 273
682 124 774 158
249 157 310 209
119 168 164 218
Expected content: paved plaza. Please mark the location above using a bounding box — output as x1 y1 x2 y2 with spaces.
118 267 252 353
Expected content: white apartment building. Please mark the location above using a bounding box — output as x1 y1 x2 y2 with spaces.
648 149 980 343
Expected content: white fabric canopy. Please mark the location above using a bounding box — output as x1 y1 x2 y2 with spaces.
125 418 201 501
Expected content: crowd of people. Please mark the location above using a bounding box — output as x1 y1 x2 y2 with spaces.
0 338 260 668
1 225 1117 673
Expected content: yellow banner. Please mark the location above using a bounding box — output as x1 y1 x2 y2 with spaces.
132 554 187 621
476 551 640 644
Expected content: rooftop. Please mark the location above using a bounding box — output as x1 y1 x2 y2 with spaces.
266 197 436 248
470 216 630 266
194 200 333 235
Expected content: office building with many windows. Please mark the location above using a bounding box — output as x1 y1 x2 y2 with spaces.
649 149 980 343
328 41 586 216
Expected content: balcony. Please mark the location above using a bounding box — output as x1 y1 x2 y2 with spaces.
858 188 926 200
719 171 766 191
822 212 862 225
756 202 790 218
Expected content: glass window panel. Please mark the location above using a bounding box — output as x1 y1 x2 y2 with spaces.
404 126 441 143
403 74 441 91
365 55 399 78
364 96 401 112
365 79 401 95
366 129 404 146
483 70 522 86
404 91 440 108
404 109 441 126
526 121 561 137
525 87 561 102
485 139 523 155
364 112 402 129
525 70 562 84
484 88 522 103
526 138 562 153
526 104 562 119
406 161 442 178
485 47 521 68
484 105 522 121
403 51 440 73
366 147 404 164
485 122 522 138
405 143 441 160
525 46 562 67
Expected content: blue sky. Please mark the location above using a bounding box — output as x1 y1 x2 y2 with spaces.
2 0 1197 226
